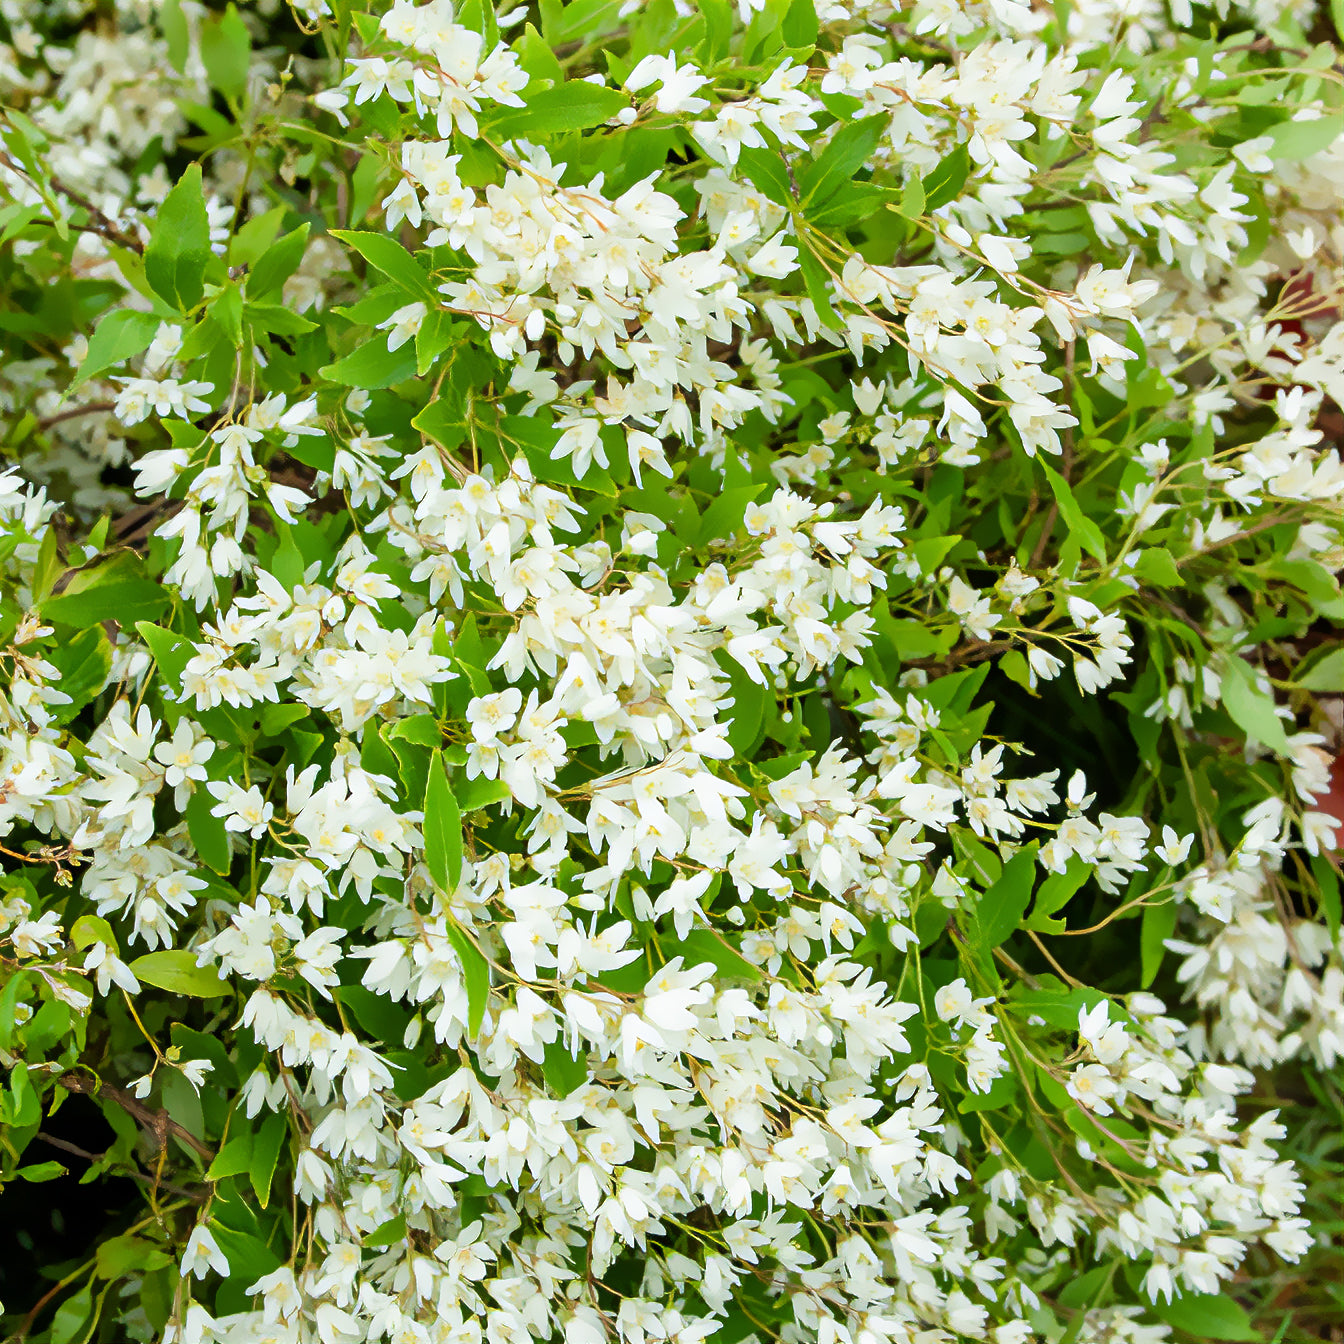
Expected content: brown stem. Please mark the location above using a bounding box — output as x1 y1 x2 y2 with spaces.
58 1072 214 1162
35 1131 208 1204
0 151 145 255
38 401 114 431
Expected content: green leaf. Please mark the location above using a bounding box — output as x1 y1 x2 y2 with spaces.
246 224 308 300
335 985 411 1044
228 205 286 265
129 949 231 998
488 82 629 139
810 182 894 229
388 713 442 747
248 303 317 337
1024 856 1090 932
9 1061 41 1126
674 929 762 982
187 786 233 874
445 920 489 1036
40 553 169 629
898 172 925 220
424 750 464 895
210 1224 280 1284
1310 854 1340 944
1140 898 1177 988
1151 1292 1258 1342
44 625 111 720
798 242 842 330
781 0 819 48
72 310 160 390
1039 461 1107 563
458 774 512 812
978 844 1038 949
49 1285 92 1344
365 1213 406 1247
696 484 766 548
249 1110 287 1207
144 163 212 313
736 148 794 207
416 308 456 375
329 229 436 299
16 1160 66 1182
160 0 189 72
172 1023 237 1087
0 971 29 1051
135 622 194 697
1220 657 1290 755
201 2 251 101
71 914 117 953
1132 546 1182 588
541 1039 588 1097
207 1133 253 1182
1297 646 1343 692
211 282 244 347
319 337 417 389
801 114 887 206
922 143 970 212
718 654 769 755
1267 113 1343 162
96 1234 172 1279
697 0 734 62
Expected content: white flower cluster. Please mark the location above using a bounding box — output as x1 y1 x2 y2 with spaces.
0 0 1341 1342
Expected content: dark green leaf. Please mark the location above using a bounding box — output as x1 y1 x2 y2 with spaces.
424 749 464 895
246 224 309 300
798 242 842 330
674 929 762 982
1140 899 1177 988
1151 1292 1258 1342
43 625 110 721
978 844 1038 948
249 1110 286 1207
319 337 418 389
801 114 887 206
136 622 194 697
145 163 212 313
541 1039 588 1097
329 229 436 299
187 786 233 874
1310 854 1340 943
445 920 489 1036
1039 461 1107 562
488 82 628 139
922 143 970 211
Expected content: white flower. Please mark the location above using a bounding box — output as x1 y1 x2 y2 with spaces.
181 1224 230 1280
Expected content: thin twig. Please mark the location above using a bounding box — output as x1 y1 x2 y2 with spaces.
58 1072 214 1162
38 401 114 431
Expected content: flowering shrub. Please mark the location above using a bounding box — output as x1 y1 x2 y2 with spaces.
0 0 1341 1341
